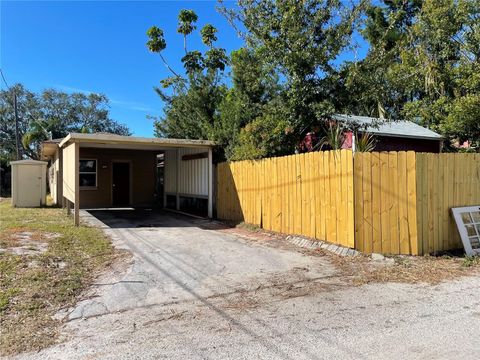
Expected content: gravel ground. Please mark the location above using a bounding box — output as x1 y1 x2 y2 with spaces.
7 210 480 360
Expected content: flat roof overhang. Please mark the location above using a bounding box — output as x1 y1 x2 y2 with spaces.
41 142 60 159
58 133 215 151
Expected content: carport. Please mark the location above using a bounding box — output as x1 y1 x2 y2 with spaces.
41 133 215 225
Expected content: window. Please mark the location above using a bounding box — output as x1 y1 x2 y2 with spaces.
79 159 97 188
452 206 480 256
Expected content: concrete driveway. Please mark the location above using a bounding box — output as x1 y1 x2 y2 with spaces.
12 209 480 360
67 209 336 320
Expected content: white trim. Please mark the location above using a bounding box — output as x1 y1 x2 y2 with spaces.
165 192 208 200
452 206 480 256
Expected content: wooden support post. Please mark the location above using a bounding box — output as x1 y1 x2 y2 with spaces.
175 149 180 211
66 199 71 215
208 147 213 218
74 142 80 226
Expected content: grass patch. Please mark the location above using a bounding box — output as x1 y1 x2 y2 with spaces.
462 255 480 267
0 198 120 356
236 222 261 232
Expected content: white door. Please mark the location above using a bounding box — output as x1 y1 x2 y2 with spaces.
17 166 42 207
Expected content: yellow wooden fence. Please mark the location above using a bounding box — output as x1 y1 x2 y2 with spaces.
216 151 480 255
217 150 355 248
416 153 480 254
354 152 419 255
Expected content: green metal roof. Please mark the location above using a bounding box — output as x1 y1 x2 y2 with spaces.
333 114 443 140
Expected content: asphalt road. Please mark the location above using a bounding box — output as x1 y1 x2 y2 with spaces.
10 210 480 360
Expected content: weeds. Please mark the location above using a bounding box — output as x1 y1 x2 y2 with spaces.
0 198 119 356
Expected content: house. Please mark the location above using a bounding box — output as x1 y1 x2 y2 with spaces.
41 133 215 225
333 114 443 153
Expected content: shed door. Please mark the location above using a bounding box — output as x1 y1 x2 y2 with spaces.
17 166 42 207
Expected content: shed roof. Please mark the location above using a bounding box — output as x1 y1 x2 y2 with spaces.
333 114 443 140
10 159 48 166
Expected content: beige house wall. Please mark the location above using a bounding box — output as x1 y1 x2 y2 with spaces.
79 148 158 208
48 150 63 205
62 142 77 203
47 153 57 204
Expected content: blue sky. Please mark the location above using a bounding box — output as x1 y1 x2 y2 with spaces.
1 0 244 136
1 1 368 137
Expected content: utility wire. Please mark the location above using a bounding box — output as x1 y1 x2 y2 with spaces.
0 68 10 89
0 68 21 159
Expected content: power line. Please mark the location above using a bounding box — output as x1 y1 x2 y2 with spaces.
0 68 10 89
0 68 21 159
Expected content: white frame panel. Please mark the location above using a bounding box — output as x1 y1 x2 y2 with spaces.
452 206 480 256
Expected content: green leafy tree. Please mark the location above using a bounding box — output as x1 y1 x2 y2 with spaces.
345 0 479 150
220 0 365 147
405 0 480 148
147 9 230 158
0 85 130 160
221 47 286 159
0 84 37 161
340 0 422 118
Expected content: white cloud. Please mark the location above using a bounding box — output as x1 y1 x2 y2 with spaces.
53 84 154 112
110 99 154 113
54 84 94 95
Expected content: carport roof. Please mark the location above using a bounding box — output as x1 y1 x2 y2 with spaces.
58 133 215 149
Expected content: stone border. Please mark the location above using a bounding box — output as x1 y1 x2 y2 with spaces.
286 235 360 257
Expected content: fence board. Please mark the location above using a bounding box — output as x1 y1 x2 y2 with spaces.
347 151 354 248
308 152 317 238
370 153 382 253
362 153 373 253
397 152 408 254
379 153 390 253
354 153 364 252
406 152 418 255
389 152 400 254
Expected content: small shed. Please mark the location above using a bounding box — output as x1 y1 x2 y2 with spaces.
10 160 48 207
333 114 443 153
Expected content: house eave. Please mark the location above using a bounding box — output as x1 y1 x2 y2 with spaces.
59 133 215 150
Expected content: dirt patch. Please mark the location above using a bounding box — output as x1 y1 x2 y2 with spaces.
0 201 123 357
328 252 480 285
0 229 60 255
220 222 480 286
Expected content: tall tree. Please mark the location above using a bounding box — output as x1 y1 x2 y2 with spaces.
340 0 422 118
147 9 229 151
219 47 285 159
0 85 130 160
220 0 365 147
345 0 479 149
0 85 36 161
401 0 480 148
